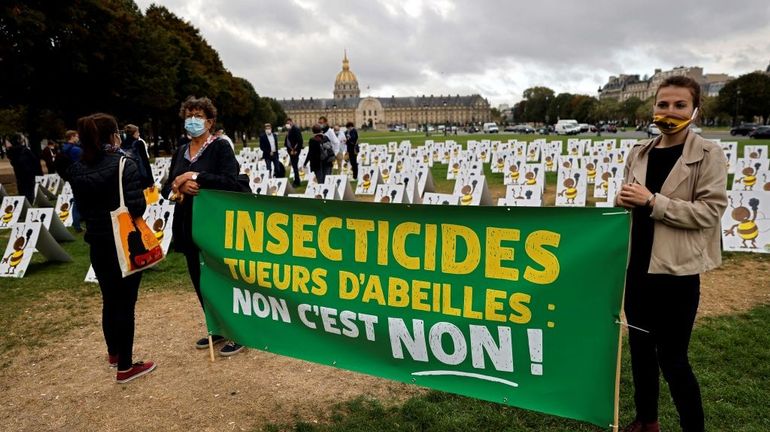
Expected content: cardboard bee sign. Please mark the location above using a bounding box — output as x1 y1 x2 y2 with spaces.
354 167 380 195
556 168 588 207
1 196 30 229
732 159 769 191
721 191 770 253
25 208 75 242
501 185 543 207
324 175 355 201
0 222 72 278
54 193 75 227
452 174 493 206
374 184 407 204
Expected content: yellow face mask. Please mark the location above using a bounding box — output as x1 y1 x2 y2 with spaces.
652 107 698 135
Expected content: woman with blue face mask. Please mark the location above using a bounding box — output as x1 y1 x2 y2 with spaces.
161 96 245 357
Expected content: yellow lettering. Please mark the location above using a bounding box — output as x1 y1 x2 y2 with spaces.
224 210 234 249
485 227 520 281
338 271 359 300
424 224 437 271
224 257 239 280
462 285 482 319
292 214 317 258
484 289 508 322
508 293 532 324
346 219 375 262
291 265 311 294
387 277 410 307
318 217 343 261
266 213 289 255
310 268 328 296
441 283 461 317
393 222 421 270
236 211 263 252
441 224 481 274
362 275 385 305
524 230 561 284
377 220 389 266
412 280 431 312
256 260 270 287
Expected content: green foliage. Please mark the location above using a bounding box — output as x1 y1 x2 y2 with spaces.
0 1 283 145
717 72 770 124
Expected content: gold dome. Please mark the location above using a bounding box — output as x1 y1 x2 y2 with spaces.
335 51 358 84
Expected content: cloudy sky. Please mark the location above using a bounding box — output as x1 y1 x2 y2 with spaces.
135 0 770 107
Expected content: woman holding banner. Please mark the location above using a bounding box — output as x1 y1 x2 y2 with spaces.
616 76 727 432
162 96 245 357
65 113 156 383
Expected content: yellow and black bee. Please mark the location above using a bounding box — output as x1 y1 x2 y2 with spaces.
724 196 760 249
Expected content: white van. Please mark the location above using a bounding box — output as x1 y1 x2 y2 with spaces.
555 119 580 135
483 122 499 133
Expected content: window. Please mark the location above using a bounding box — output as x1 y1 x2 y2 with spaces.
374 110 377 116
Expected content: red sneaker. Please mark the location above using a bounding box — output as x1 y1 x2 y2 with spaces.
116 361 156 384
621 420 660 432
108 354 118 368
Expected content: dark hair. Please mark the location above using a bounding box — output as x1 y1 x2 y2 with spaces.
8 133 24 147
312 124 322 134
179 96 217 120
655 76 701 109
346 122 354 128
318 116 328 123
286 117 293 122
77 113 118 164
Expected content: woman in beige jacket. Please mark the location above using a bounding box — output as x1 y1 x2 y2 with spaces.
616 76 727 432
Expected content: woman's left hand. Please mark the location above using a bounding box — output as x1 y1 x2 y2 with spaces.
618 183 654 208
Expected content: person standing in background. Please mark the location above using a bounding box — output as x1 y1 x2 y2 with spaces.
284 118 303 187
5 133 40 203
121 124 154 189
259 123 280 175
334 124 347 173
41 140 58 174
345 122 359 180
60 130 84 232
215 127 235 152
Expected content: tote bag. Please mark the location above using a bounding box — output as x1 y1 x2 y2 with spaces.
111 157 164 277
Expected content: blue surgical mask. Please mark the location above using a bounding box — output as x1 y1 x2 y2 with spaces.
185 117 207 137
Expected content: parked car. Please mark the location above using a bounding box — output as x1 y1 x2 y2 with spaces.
647 124 661 136
554 119 580 135
749 126 770 139
507 124 535 134
730 123 759 136
578 123 590 133
600 124 618 133
689 124 703 134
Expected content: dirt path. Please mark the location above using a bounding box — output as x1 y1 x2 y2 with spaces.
0 257 767 432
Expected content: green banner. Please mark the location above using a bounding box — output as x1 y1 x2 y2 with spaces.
193 190 630 427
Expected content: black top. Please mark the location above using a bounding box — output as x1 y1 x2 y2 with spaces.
65 153 146 242
305 133 327 171
346 127 359 155
628 143 684 274
161 137 241 253
6 145 41 182
121 137 154 189
284 125 304 153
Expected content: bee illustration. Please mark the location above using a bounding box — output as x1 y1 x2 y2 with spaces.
451 162 460 176
562 160 572 169
496 157 505 171
361 173 372 192
559 173 581 204
748 148 763 159
762 174 770 192
507 162 520 183
299 167 306 180
724 195 760 248
524 167 539 186
736 163 761 191
2 228 33 274
545 155 554 171
2 200 18 227
382 168 390 182
586 162 597 184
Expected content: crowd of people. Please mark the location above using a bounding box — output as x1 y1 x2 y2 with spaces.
2 77 725 431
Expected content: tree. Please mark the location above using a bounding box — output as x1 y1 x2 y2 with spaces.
521 86 555 123
620 97 644 125
718 72 770 125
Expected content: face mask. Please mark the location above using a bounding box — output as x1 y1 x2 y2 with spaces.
653 108 698 135
265 129 272 134
185 117 207 137
285 124 291 130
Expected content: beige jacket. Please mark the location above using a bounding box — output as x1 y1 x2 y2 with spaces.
619 131 728 275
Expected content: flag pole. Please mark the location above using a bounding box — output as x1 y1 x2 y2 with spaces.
208 334 215 362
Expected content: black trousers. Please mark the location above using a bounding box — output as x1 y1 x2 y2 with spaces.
264 152 279 176
349 153 359 180
184 247 204 310
290 155 301 184
624 272 704 432
90 238 142 371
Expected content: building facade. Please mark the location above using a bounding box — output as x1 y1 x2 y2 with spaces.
599 66 734 101
278 53 491 129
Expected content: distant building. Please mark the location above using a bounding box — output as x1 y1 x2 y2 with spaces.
278 52 491 129
599 66 734 101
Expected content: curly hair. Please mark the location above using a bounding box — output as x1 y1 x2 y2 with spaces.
178 96 217 120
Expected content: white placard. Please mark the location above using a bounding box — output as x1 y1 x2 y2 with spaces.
25 208 75 242
1 196 30 229
721 191 770 253
555 168 588 207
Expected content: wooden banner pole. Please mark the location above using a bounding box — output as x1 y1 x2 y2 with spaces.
208 334 215 362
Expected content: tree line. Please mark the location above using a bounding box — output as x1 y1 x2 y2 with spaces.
0 1 286 155
510 72 770 127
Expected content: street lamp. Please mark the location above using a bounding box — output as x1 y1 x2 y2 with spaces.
735 87 741 127
424 103 429 136
443 101 448 136
544 95 550 135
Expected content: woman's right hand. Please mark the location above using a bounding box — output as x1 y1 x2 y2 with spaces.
180 180 200 196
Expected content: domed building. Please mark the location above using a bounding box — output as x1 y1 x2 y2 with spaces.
278 52 491 129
